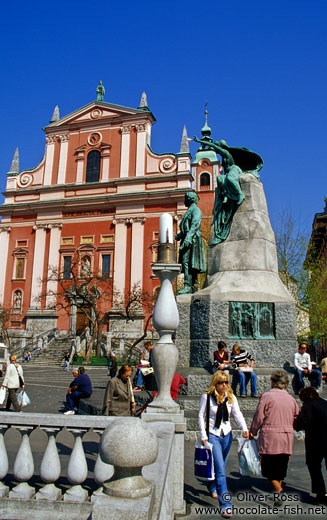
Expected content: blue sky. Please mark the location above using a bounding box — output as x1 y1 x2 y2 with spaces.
1 0 326 236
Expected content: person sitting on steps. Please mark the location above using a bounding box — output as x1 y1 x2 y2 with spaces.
231 344 258 398
294 343 321 392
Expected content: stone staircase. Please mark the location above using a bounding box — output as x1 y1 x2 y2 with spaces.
27 335 72 367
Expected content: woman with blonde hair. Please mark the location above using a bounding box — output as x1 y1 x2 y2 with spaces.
198 370 249 518
3 354 24 412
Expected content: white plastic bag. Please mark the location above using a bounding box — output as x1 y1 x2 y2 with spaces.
17 390 30 407
0 386 6 405
238 437 262 478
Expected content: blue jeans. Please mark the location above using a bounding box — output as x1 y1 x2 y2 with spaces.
66 390 83 411
296 368 321 390
209 432 232 511
136 370 144 388
238 371 258 396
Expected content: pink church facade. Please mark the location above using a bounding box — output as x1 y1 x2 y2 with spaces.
0 89 218 346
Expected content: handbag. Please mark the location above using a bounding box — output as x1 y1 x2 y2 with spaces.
15 365 24 387
238 437 262 478
194 441 215 481
0 386 6 405
17 390 30 407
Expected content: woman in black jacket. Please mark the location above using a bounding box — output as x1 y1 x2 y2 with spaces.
294 387 327 503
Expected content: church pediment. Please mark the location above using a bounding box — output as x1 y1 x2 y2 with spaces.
44 101 154 130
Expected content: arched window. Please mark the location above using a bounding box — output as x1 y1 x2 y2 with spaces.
86 150 101 183
200 172 211 188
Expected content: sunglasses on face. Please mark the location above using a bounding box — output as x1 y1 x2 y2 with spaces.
217 381 228 385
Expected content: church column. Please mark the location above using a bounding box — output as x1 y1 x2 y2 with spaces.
130 218 146 289
119 125 131 178
44 136 56 185
0 227 11 305
135 124 146 176
113 219 127 294
30 224 48 309
57 134 69 184
46 224 62 308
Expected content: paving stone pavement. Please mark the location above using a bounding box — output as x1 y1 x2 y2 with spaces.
1 366 327 519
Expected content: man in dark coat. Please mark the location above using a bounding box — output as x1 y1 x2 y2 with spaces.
64 366 92 415
294 387 327 503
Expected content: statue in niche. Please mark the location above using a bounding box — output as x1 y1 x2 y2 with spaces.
82 257 91 277
13 290 22 311
96 80 105 101
175 192 206 294
193 137 263 245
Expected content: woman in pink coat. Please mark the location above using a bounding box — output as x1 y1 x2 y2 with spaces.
249 370 299 498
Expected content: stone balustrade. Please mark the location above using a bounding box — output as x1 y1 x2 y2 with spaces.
0 413 115 503
0 412 179 520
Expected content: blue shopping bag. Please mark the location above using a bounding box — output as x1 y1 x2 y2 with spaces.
194 441 215 481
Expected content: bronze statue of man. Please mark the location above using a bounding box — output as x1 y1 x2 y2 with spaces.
175 192 206 294
194 137 263 245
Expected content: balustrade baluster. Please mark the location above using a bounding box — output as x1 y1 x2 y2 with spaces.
64 428 88 502
0 426 9 497
93 431 114 485
10 426 35 499
35 427 62 501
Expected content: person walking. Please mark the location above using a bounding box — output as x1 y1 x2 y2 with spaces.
61 352 70 372
294 387 327 503
103 364 136 416
198 370 249 518
249 370 299 500
64 367 92 415
107 352 118 378
3 355 24 412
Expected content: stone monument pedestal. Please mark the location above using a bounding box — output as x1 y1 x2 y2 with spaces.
176 173 297 369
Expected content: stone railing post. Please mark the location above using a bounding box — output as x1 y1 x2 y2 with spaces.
10 426 35 499
36 427 62 500
0 426 9 497
93 430 114 485
64 428 88 502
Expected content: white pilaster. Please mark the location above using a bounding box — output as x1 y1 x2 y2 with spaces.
113 221 127 294
213 164 219 189
0 227 11 305
46 224 62 308
120 125 131 178
101 146 110 182
30 225 47 308
135 124 146 176
57 134 69 184
44 136 56 185
130 219 145 289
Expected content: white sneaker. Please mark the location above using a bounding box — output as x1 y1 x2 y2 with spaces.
64 410 75 415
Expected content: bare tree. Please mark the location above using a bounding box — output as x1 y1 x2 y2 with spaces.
0 305 11 348
273 206 309 303
43 261 154 361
